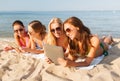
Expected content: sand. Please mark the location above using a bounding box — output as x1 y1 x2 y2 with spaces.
0 38 120 81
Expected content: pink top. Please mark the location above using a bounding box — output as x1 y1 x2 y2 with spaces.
19 32 29 47
19 37 29 47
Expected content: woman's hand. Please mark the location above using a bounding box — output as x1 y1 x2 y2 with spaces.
57 58 68 67
58 57 78 67
3 46 14 51
45 57 53 64
20 47 30 52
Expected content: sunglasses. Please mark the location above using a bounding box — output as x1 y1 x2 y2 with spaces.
51 27 61 33
14 28 24 33
65 28 71 33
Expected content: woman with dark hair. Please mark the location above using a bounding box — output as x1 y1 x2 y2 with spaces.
4 20 30 51
58 16 114 67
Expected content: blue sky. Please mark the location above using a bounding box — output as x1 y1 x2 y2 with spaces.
0 0 120 11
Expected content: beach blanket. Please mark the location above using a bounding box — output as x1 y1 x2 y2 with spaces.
23 52 46 60
10 49 105 70
24 52 105 70
9 49 106 70
76 55 105 70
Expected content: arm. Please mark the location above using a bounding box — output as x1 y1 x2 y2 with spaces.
21 48 44 54
21 37 44 54
58 36 100 67
14 33 21 47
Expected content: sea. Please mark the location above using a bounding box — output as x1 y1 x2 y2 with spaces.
0 11 120 38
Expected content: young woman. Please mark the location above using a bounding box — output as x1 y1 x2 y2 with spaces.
4 20 30 51
21 20 47 54
47 17 68 52
58 16 113 67
46 17 69 63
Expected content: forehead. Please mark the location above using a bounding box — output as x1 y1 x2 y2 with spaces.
64 23 74 29
13 24 24 30
28 26 34 31
51 23 61 29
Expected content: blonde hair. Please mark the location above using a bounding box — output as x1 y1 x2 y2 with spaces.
47 17 63 45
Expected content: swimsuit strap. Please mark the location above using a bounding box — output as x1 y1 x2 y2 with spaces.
100 43 108 56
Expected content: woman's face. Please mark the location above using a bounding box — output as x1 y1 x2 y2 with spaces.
28 26 38 37
64 23 78 40
13 24 25 37
50 23 62 38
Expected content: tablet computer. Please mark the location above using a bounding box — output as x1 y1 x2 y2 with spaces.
43 44 64 65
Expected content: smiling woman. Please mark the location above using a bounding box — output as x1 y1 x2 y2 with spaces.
57 16 114 67
12 20 30 48
47 17 68 51
21 20 48 54
3 20 30 51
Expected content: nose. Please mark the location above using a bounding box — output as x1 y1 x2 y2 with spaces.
66 32 70 36
18 30 21 34
54 30 59 34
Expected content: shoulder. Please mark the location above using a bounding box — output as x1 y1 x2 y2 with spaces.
90 35 100 46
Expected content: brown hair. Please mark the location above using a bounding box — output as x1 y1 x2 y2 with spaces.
64 16 92 55
29 20 46 35
12 20 24 27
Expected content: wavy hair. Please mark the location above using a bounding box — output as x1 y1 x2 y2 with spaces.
64 16 92 56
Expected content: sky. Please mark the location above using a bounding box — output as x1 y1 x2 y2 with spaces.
0 0 120 11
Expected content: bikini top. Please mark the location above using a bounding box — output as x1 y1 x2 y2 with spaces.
35 41 45 50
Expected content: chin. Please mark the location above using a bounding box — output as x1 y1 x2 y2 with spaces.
56 36 60 38
69 37 73 40
55 35 60 38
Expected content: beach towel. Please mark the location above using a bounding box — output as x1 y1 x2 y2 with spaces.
23 52 46 60
9 49 106 70
76 55 105 70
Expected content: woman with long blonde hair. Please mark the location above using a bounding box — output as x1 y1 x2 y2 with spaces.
47 17 68 52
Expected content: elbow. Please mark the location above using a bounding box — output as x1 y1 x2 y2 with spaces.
85 62 91 66
85 60 92 66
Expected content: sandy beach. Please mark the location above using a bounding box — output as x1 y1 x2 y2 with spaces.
0 38 120 81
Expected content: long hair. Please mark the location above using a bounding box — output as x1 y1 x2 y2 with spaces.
29 20 46 36
64 16 92 56
47 17 63 45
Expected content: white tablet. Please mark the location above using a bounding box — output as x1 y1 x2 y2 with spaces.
43 44 64 65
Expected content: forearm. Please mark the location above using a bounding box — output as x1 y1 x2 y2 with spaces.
26 49 44 54
66 59 91 67
31 49 44 54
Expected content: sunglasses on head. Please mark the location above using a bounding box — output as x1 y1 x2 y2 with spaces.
14 28 24 33
51 27 61 33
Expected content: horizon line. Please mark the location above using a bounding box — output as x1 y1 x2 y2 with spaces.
0 10 120 12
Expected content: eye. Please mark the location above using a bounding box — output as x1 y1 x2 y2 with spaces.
51 27 61 33
14 28 24 33
65 28 71 33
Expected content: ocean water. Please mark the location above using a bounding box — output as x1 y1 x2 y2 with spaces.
0 11 120 38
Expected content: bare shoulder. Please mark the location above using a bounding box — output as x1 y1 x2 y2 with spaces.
90 35 100 46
